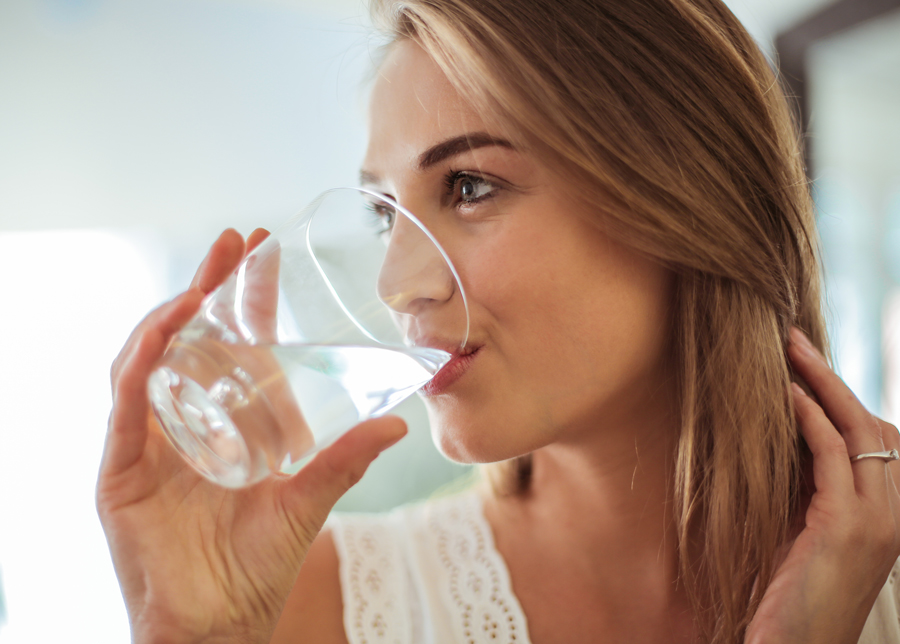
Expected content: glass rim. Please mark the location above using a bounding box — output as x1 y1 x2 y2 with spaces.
290 186 470 351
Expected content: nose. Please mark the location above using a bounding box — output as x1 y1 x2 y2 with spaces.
376 214 455 315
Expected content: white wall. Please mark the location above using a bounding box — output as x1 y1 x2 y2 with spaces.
0 0 373 244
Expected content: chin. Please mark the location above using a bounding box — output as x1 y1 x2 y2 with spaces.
426 405 534 465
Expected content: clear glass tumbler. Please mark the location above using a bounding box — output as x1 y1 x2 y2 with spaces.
147 187 469 488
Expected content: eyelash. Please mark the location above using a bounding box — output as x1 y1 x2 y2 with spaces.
363 201 395 235
444 170 498 207
363 171 499 234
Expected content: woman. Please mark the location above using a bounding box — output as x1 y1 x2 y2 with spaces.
97 0 900 642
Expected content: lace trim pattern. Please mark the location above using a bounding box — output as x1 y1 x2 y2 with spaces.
330 514 412 644
424 494 529 644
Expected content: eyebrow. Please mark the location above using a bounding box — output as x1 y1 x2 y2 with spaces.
359 131 514 186
418 132 514 169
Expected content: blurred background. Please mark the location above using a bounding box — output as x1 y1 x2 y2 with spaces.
0 0 897 641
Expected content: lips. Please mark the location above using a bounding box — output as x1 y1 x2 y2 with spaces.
420 344 481 396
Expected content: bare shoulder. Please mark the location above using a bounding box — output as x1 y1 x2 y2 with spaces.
270 528 348 644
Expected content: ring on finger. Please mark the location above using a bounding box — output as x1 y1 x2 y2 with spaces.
849 449 900 463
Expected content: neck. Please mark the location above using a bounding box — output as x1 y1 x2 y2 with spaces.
478 358 699 642
530 422 679 577
486 376 684 598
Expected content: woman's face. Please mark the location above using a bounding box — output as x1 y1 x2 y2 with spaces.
362 41 675 463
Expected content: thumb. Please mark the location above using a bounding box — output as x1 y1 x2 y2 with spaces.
278 415 407 537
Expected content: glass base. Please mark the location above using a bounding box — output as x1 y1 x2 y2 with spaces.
148 366 264 488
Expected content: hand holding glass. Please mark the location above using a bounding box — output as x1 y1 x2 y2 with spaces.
148 188 469 488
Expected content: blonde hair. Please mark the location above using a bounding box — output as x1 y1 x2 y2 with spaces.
369 0 828 641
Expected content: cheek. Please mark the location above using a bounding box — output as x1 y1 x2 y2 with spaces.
464 220 634 350
460 222 555 313
469 222 671 408
430 213 673 463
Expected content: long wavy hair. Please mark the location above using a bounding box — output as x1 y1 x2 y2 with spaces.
369 0 829 641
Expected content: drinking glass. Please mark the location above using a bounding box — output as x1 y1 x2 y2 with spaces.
147 187 469 488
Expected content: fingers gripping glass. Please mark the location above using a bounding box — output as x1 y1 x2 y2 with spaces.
147 187 470 488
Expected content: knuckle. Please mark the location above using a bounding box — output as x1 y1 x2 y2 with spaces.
848 515 894 555
891 530 900 559
861 417 885 444
342 462 368 489
110 347 133 385
320 452 369 493
319 451 344 483
877 521 900 557
840 388 862 409
840 519 868 550
795 397 824 421
891 462 900 490
855 502 900 555
892 517 900 557
792 392 813 411
873 515 897 546
819 435 850 459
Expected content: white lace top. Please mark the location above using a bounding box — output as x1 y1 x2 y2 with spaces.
327 491 900 644
328 492 528 644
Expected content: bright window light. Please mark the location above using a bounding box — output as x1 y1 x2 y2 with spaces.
0 229 167 643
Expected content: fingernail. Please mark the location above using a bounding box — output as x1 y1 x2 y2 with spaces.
790 329 819 361
211 229 230 248
791 382 807 398
790 327 812 348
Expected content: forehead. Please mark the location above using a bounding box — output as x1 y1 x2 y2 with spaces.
364 40 492 176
